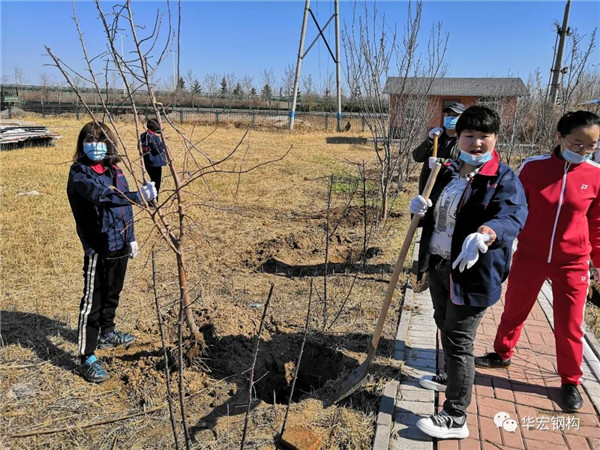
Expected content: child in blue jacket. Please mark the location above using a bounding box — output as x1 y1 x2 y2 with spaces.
67 121 157 383
140 119 167 197
409 106 528 439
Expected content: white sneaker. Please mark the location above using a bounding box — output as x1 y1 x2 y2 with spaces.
416 410 469 439
419 373 448 392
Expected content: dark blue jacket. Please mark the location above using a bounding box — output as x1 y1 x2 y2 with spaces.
140 130 167 167
67 162 139 255
418 150 528 307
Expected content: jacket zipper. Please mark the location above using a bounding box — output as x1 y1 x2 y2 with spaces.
547 162 570 263
114 168 129 245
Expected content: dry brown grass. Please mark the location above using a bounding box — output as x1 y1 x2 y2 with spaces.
1 115 414 448
4 115 598 448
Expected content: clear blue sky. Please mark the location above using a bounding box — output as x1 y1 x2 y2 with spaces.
1 0 598 93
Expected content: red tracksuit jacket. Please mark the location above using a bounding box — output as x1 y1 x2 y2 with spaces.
517 148 600 266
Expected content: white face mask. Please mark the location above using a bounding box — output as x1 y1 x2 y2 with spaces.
83 142 107 161
561 147 591 164
458 149 493 166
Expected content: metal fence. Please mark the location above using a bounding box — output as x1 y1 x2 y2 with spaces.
6 102 383 132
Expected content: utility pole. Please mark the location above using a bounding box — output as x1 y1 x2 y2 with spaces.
289 0 310 131
548 0 572 104
334 0 341 132
289 0 342 131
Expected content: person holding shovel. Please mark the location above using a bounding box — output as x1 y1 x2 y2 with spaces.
475 110 600 412
68 121 157 383
412 102 465 194
412 103 465 290
409 105 528 439
140 118 167 197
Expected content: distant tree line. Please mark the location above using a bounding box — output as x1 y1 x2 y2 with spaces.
1 65 369 113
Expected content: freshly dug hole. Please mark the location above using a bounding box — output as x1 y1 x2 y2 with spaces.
207 333 346 404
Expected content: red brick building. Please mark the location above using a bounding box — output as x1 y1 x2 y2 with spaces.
383 77 528 132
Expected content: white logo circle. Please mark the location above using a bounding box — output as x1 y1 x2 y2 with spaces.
502 418 518 433
493 411 511 428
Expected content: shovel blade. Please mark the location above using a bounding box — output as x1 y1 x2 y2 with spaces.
331 352 375 404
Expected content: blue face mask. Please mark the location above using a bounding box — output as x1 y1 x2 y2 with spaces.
443 116 459 130
459 149 493 166
83 142 107 161
561 147 591 164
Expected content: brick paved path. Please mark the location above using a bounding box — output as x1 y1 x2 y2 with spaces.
438 288 600 450
375 240 600 449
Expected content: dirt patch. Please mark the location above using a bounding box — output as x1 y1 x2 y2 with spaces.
246 218 384 278
208 334 347 404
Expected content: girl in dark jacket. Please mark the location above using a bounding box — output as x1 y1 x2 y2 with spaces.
140 119 167 196
409 106 528 439
67 121 157 383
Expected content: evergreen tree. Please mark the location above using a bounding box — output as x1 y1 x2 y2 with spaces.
190 80 202 108
177 76 186 91
232 83 243 99
219 77 228 97
191 80 202 94
261 83 272 101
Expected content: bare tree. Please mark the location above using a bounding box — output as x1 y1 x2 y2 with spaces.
45 1 290 446
184 69 196 106
302 73 317 111
203 73 219 108
39 73 53 105
343 0 448 220
225 72 237 109
282 63 295 109
559 28 598 109
241 74 254 108
12 66 25 87
261 69 276 109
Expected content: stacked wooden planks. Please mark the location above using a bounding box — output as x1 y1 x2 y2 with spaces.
0 120 60 150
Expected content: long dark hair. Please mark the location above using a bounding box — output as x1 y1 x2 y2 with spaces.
74 121 121 165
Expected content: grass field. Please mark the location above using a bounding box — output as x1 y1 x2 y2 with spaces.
1 115 599 448
1 116 416 448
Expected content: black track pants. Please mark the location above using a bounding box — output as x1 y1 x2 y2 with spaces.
145 165 162 194
78 248 129 357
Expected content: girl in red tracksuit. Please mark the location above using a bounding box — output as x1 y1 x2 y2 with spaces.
475 111 600 412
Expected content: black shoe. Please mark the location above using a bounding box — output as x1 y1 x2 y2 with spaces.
416 410 469 439
78 355 109 383
561 384 583 411
419 373 448 392
475 352 511 369
98 330 135 349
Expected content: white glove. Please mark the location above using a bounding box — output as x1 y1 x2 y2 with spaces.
129 241 139 259
428 127 444 140
140 181 157 202
409 195 432 217
452 232 491 272
428 157 439 169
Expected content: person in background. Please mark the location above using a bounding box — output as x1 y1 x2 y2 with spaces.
412 102 466 194
409 106 528 439
475 110 600 412
67 121 157 383
140 118 167 197
412 103 466 291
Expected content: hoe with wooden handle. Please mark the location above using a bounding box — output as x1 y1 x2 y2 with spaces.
332 137 441 404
